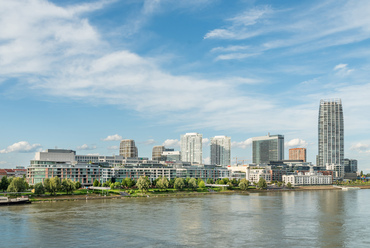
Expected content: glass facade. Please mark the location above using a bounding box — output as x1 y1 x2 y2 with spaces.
318 99 344 166
252 134 284 164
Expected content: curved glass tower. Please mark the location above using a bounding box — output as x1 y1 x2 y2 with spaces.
318 99 344 166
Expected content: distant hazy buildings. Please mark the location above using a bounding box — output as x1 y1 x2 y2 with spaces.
210 136 231 166
180 133 202 164
289 148 306 162
252 134 284 164
119 139 138 158
152 146 175 161
318 99 344 167
162 151 181 162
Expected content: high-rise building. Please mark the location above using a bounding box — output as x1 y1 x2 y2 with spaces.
318 99 344 167
119 139 138 158
252 134 284 164
180 133 202 164
289 148 306 162
210 136 231 166
152 146 165 161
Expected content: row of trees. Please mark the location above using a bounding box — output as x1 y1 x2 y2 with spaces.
33 177 82 195
0 176 29 193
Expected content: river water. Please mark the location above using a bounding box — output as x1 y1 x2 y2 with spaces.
1 190 370 247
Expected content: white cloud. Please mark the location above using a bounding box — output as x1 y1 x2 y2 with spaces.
76 144 97 150
162 139 180 148
334 64 348 71
103 134 122 141
350 143 370 153
107 146 119 150
231 138 252 149
0 141 42 154
203 157 210 164
285 139 308 148
202 138 210 145
0 161 7 164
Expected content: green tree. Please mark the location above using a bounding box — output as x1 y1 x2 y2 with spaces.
174 178 185 190
257 178 267 189
121 179 126 187
287 182 292 188
188 178 197 190
34 182 45 195
0 176 9 192
110 183 115 189
125 178 134 188
277 181 283 187
156 176 169 191
43 178 52 194
239 179 249 191
231 178 238 186
114 182 121 189
223 178 230 184
169 178 175 188
49 177 61 195
61 179 76 194
7 177 26 193
75 181 82 189
198 180 206 189
93 179 99 187
206 178 214 184
136 176 150 193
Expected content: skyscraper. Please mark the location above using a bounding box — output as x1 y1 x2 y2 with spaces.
119 139 138 158
289 148 306 162
180 133 202 164
318 99 344 167
210 136 231 166
252 134 284 164
152 146 174 161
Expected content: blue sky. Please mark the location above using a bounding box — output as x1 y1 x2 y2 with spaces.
1 0 370 171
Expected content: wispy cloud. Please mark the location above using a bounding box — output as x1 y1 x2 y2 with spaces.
204 6 272 40
77 144 97 150
162 139 180 148
0 141 42 154
103 134 122 141
350 143 370 153
107 146 119 150
140 139 156 145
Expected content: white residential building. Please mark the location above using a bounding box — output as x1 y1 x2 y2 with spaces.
282 170 332 186
210 136 231 167
180 133 202 164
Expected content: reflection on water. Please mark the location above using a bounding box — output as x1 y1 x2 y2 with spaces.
1 190 370 247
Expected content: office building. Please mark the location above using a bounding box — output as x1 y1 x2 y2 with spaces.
289 148 306 162
210 136 231 166
180 133 202 164
119 139 138 158
252 134 284 164
318 99 344 166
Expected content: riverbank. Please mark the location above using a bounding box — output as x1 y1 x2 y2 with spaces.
9 185 369 203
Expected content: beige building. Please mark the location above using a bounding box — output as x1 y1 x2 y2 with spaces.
119 140 138 158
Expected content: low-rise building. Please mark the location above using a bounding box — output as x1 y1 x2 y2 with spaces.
282 169 332 186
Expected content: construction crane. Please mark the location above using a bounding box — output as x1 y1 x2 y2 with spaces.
232 157 250 166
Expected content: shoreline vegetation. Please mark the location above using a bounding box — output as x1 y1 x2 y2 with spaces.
2 185 370 203
2 175 370 203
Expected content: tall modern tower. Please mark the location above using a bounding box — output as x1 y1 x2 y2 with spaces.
318 99 344 167
119 139 138 158
210 136 231 166
252 134 284 164
180 133 202 164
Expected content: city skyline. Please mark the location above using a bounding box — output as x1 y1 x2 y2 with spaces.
1 0 370 172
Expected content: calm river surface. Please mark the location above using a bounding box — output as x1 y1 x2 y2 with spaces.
1 190 370 247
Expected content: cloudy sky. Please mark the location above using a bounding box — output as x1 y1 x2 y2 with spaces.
1 0 370 171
